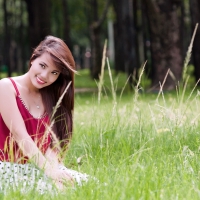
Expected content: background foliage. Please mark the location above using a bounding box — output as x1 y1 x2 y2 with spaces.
0 0 200 90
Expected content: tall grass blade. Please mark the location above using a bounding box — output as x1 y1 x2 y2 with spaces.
186 78 200 102
44 81 72 152
182 23 198 82
51 81 72 121
98 40 107 104
107 58 116 103
119 75 131 100
156 69 170 102
134 61 146 104
180 76 189 105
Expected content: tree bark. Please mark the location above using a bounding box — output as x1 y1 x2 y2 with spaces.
62 0 72 51
113 0 138 87
190 0 200 84
89 0 111 79
25 0 51 49
3 0 11 77
143 0 183 90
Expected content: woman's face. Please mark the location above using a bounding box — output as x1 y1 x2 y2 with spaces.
29 52 61 89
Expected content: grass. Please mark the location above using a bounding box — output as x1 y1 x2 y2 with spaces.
2 69 200 199
69 88 200 200
61 88 200 200
5 88 200 199
1 64 200 198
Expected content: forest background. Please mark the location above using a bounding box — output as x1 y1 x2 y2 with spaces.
1 0 200 91
2 1 200 199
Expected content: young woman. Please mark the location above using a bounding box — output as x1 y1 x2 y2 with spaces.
0 36 89 193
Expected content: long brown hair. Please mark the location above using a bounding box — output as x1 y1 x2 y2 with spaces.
29 36 75 150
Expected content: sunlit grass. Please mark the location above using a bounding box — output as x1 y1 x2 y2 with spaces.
67 89 200 200
1 42 200 198
2 77 200 199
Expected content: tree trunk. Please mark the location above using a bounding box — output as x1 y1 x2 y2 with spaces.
142 2 153 80
25 0 51 49
19 1 28 73
133 0 140 70
113 0 124 73
90 25 102 79
62 0 72 51
89 0 101 79
143 0 183 90
113 0 138 87
190 0 200 84
3 0 11 77
89 0 111 79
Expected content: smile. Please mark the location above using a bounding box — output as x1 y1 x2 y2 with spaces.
36 76 46 84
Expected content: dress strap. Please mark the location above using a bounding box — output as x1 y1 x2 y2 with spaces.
8 78 20 96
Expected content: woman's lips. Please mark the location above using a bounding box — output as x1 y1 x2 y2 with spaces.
36 76 46 84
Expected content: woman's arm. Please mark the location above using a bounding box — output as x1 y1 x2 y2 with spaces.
0 79 48 168
0 79 73 185
45 147 60 166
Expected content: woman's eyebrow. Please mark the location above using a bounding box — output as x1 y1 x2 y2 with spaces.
52 69 60 72
41 61 60 72
41 62 48 67
51 67 61 72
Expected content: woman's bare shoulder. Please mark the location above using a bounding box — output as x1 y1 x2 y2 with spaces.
0 78 16 94
0 78 12 86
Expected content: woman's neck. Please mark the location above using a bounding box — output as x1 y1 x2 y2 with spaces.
21 73 40 94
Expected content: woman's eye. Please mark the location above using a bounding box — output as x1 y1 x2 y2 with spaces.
52 72 58 75
40 64 45 69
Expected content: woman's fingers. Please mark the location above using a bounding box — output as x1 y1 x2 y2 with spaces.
55 180 64 190
60 171 74 186
45 166 75 187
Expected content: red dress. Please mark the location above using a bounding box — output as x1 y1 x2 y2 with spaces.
0 78 51 163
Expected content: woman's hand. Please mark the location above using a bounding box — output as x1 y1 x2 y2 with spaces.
45 165 74 189
44 147 74 189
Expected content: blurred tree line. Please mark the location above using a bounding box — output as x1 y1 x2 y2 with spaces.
0 0 200 90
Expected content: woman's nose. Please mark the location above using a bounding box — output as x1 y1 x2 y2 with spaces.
40 71 49 80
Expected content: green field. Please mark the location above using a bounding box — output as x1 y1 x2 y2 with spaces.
2 69 200 199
